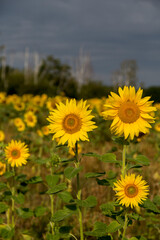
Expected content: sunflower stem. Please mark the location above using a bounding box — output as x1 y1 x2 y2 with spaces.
122 212 128 239
50 163 55 235
6 164 10 225
11 168 15 228
122 145 127 177
75 142 84 240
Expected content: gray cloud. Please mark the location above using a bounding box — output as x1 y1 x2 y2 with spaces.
0 0 160 86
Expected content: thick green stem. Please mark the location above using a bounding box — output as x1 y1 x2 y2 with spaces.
6 164 10 225
50 163 55 235
121 145 128 239
122 145 127 177
75 142 84 240
11 168 15 228
122 213 128 239
50 195 54 235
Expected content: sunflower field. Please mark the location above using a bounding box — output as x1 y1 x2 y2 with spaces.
0 87 160 240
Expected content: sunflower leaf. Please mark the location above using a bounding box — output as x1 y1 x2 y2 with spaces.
128 155 150 166
0 202 9 213
46 183 67 194
76 196 97 208
85 172 106 178
141 199 160 214
64 166 82 180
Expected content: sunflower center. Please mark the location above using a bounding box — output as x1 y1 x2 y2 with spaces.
118 101 140 123
28 116 33 122
125 184 138 198
63 114 82 134
0 166 4 172
11 149 21 159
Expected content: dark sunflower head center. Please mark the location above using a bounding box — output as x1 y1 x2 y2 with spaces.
125 184 138 198
118 101 140 123
63 114 82 134
11 149 20 159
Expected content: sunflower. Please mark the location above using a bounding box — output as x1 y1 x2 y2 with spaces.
17 121 25 132
47 99 97 147
24 111 37 127
14 118 23 127
154 121 160 132
5 140 30 167
41 125 49 136
113 174 149 208
0 130 5 142
0 162 6 175
14 101 25 111
102 86 156 140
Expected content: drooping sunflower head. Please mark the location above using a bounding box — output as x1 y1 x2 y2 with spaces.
113 174 149 208
47 99 97 147
102 86 157 140
5 140 30 167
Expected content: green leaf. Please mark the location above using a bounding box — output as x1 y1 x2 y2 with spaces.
142 199 160 214
100 153 118 163
83 152 118 164
126 164 143 171
100 202 114 216
46 233 60 240
139 237 147 240
85 172 106 178
0 218 3 224
47 183 67 194
3 171 15 179
34 206 47 217
15 174 27 182
85 222 108 237
0 225 14 239
0 182 8 191
27 176 43 184
98 236 113 240
13 193 25 204
0 203 9 213
17 208 34 218
46 175 59 188
128 155 150 166
100 202 123 217
106 221 121 233
153 195 160 206
58 191 73 203
96 178 115 187
52 209 73 222
128 213 145 221
128 238 138 240
59 226 72 234
64 166 82 180
77 196 97 208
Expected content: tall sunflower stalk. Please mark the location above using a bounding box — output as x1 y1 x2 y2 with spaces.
47 98 97 239
75 142 84 240
102 86 156 239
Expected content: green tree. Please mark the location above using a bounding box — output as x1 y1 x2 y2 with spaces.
38 55 72 94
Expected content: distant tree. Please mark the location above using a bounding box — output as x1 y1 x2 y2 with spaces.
79 81 113 99
112 60 138 89
38 55 72 94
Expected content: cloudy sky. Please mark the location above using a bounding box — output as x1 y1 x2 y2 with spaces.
0 0 160 86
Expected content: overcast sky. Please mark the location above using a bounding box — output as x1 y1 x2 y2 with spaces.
0 0 160 86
